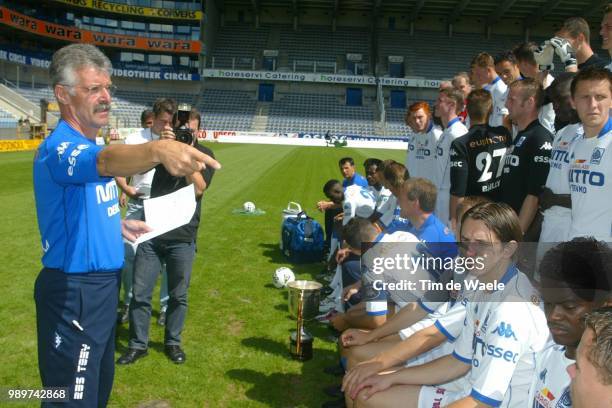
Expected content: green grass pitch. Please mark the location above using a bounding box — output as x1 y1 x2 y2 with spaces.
0 143 404 407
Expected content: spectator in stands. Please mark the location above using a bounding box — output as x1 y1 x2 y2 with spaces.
115 103 172 326
600 4 612 71
449 89 511 230
529 238 612 407
567 307 612 408
118 98 216 366
494 50 523 85
471 52 509 128
33 43 217 407
433 87 468 225
404 101 442 183
500 78 553 234
345 202 548 408
567 68 612 242
451 72 472 124
557 17 608 70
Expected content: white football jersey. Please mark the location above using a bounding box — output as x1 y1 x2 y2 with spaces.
362 230 422 315
546 123 583 194
406 122 443 182
452 266 549 407
568 120 612 241
528 343 573 408
123 128 160 199
342 184 376 226
376 194 398 229
436 118 468 223
485 77 509 128
370 185 392 212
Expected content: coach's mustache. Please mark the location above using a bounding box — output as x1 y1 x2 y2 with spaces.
94 103 111 113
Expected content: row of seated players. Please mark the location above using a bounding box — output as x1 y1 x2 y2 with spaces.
311 76 612 406
315 167 611 407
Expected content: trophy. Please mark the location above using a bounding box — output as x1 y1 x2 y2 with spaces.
287 280 322 361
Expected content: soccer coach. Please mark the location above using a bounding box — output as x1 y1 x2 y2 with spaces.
32 44 220 407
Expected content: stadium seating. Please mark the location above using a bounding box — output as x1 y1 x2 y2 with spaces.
0 107 17 128
378 30 561 79
278 25 370 73
266 93 375 135
208 24 271 70
209 24 369 74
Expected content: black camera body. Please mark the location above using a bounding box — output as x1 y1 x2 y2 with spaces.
173 103 194 145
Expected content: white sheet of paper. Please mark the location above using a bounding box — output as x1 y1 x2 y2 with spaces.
134 184 196 245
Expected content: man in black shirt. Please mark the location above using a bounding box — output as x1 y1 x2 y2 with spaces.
118 105 215 365
501 79 553 233
556 17 608 71
449 89 512 230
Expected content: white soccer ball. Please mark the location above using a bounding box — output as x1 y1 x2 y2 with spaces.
243 201 256 213
273 267 295 288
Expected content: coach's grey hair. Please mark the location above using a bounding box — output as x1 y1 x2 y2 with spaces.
49 44 112 90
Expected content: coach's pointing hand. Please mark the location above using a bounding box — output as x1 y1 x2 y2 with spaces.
153 139 221 176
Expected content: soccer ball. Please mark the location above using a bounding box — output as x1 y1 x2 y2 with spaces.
243 201 256 213
273 267 295 288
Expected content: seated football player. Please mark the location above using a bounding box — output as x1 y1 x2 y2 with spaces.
529 238 612 407
340 196 491 377
369 160 409 231
363 158 391 214
319 184 376 316
346 202 549 408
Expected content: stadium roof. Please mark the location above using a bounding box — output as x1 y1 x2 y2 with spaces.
216 0 609 26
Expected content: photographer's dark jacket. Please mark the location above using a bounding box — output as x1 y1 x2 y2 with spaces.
149 143 215 243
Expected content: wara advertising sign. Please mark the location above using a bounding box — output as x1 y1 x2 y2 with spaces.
50 0 201 21
0 6 200 53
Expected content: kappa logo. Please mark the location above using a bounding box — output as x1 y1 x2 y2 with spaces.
53 332 62 349
492 322 518 340
590 148 605 165
540 142 553 150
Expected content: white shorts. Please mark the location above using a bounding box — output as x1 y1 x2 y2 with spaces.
418 385 468 408
536 206 571 279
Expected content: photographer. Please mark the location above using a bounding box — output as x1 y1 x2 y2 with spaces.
118 102 215 365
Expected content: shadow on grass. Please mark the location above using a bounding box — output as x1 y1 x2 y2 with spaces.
259 243 287 264
227 338 339 407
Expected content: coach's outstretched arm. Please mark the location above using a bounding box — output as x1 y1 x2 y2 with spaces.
96 139 221 178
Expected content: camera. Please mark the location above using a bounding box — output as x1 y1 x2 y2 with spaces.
173 103 194 145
